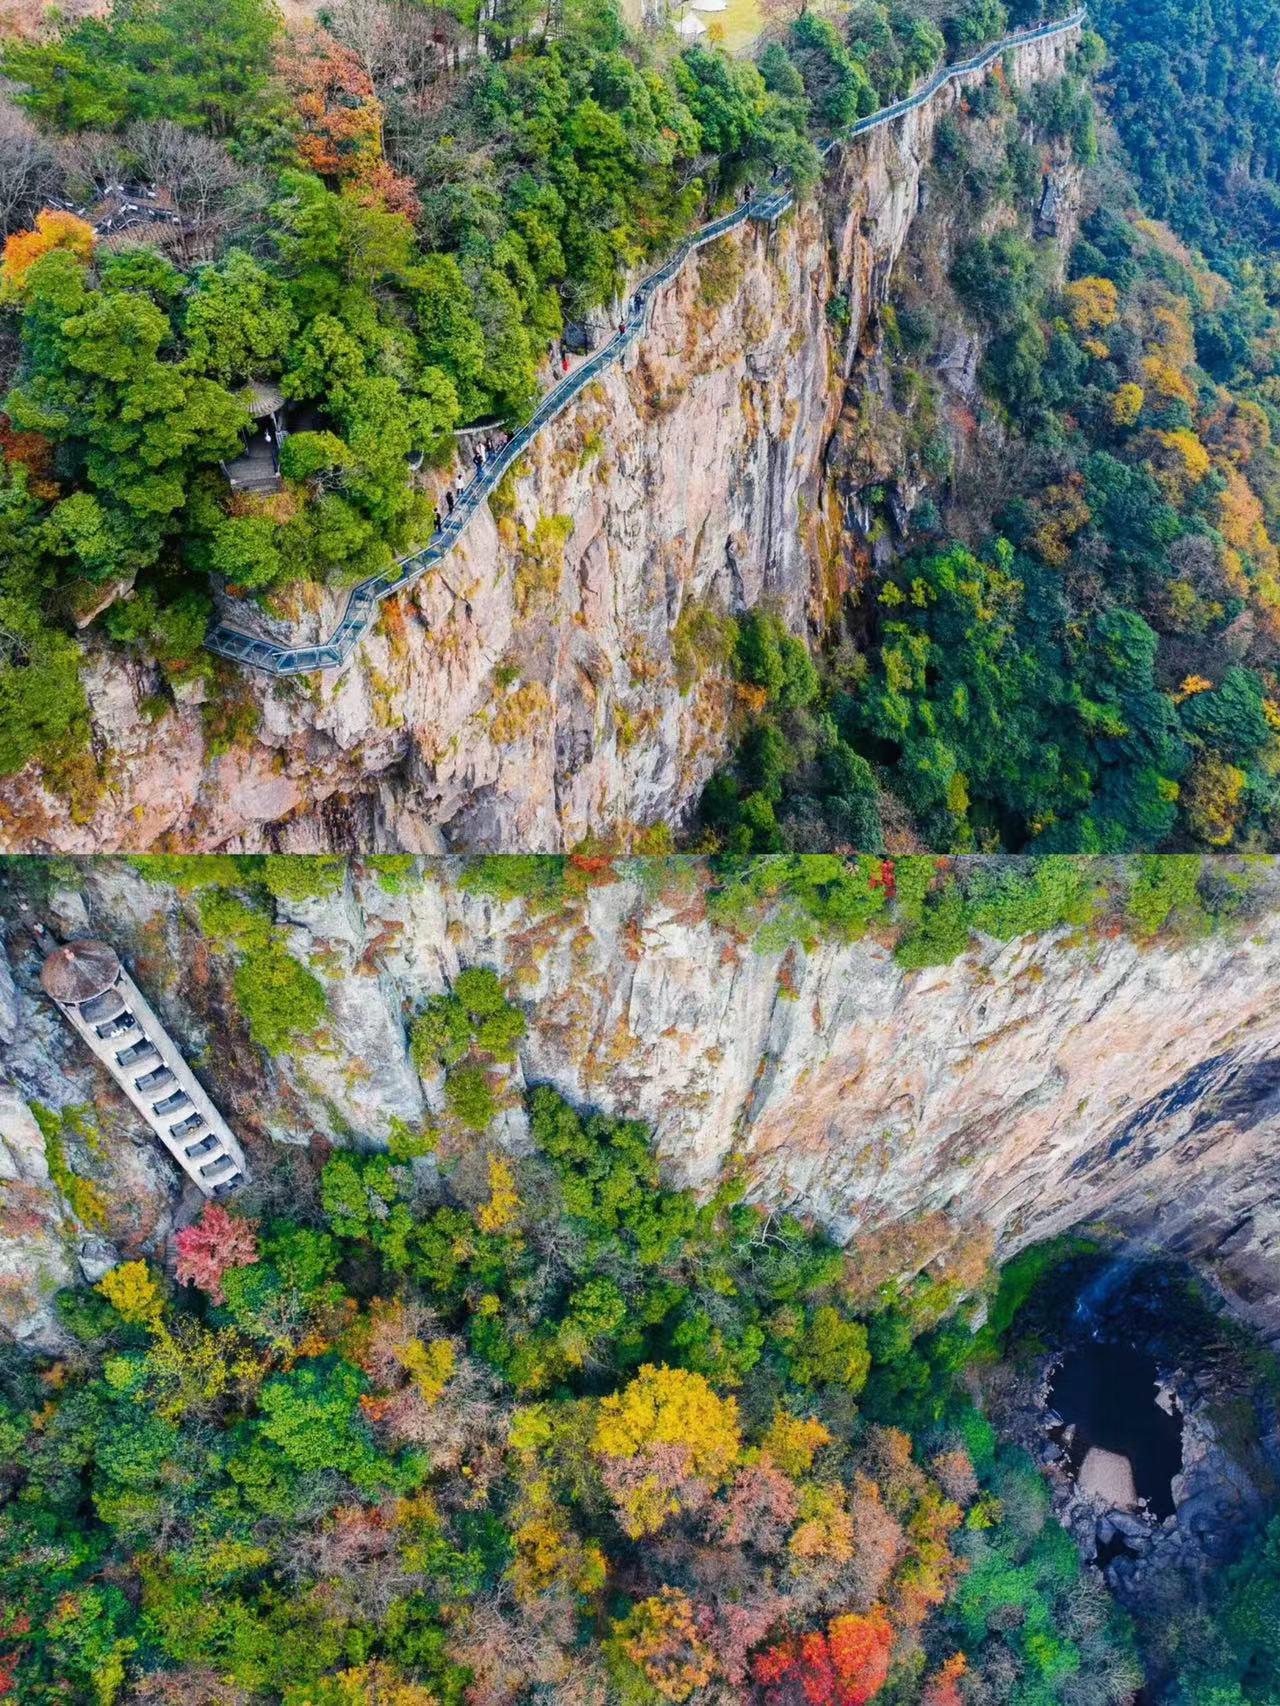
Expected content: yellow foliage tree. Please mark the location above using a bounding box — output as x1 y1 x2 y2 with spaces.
475 1154 520 1235
788 1481 856 1570
141 1317 266 1421
1146 427 1211 499
1110 383 1144 427
1207 397 1271 466
507 1475 607 1603
1030 477 1092 567
608 1588 715 1704
595 1365 741 1535
1150 299 1197 371
1141 354 1196 410
97 1261 165 1328
1185 756 1248 847
596 1366 740 1478
283 1660 439 1705
1064 276 1119 336
397 1337 455 1405
760 1409 832 1477
0 208 95 299
1218 465 1280 621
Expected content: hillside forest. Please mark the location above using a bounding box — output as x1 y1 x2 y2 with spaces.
694 0 1280 856
3 855 1280 1706
2 0 1280 839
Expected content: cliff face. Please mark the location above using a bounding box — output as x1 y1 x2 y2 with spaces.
4 855 1278 1351
0 26 1080 854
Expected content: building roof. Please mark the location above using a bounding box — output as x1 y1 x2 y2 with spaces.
40 940 123 1006
243 380 286 419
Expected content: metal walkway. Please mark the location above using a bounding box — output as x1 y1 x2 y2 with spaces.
204 9 1085 679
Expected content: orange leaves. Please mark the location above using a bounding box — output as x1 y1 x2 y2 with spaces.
753 1607 893 1706
0 416 57 500
921 1654 967 1706
611 1589 715 1704
788 1482 856 1572
276 24 418 219
828 1611 894 1704
353 159 421 222
1218 465 1279 583
0 209 94 298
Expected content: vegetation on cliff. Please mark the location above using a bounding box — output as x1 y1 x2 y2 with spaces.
0 1046 1143 1704
108 850 1280 985
696 17 1280 856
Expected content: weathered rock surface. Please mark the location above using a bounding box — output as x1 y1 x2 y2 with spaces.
1079 1447 1139 1508
0 27 1079 854
3 852 1279 1352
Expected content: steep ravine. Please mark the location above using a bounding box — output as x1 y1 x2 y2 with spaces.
3 855 1278 1354
0 26 1080 854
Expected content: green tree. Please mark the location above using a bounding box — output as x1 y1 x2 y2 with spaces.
1 0 281 135
7 251 247 582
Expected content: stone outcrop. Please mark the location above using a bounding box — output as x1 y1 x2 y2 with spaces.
3 854 1279 1351
0 26 1080 854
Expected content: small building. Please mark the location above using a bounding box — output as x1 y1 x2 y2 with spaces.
53 182 184 247
39 939 248 1198
222 381 286 495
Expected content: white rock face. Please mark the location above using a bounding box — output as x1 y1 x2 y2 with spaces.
0 29 1079 854
4 852 1280 1351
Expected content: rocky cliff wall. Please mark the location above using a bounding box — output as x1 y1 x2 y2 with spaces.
0 26 1080 854
3 852 1277 1352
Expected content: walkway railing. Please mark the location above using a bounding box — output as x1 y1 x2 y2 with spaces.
205 9 1085 678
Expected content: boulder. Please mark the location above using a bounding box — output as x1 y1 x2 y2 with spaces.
1079 1447 1139 1509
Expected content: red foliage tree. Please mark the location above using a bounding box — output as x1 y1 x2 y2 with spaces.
173 1204 259 1303
753 1607 893 1706
275 24 418 218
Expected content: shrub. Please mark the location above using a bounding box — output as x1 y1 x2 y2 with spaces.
445 1065 497 1132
